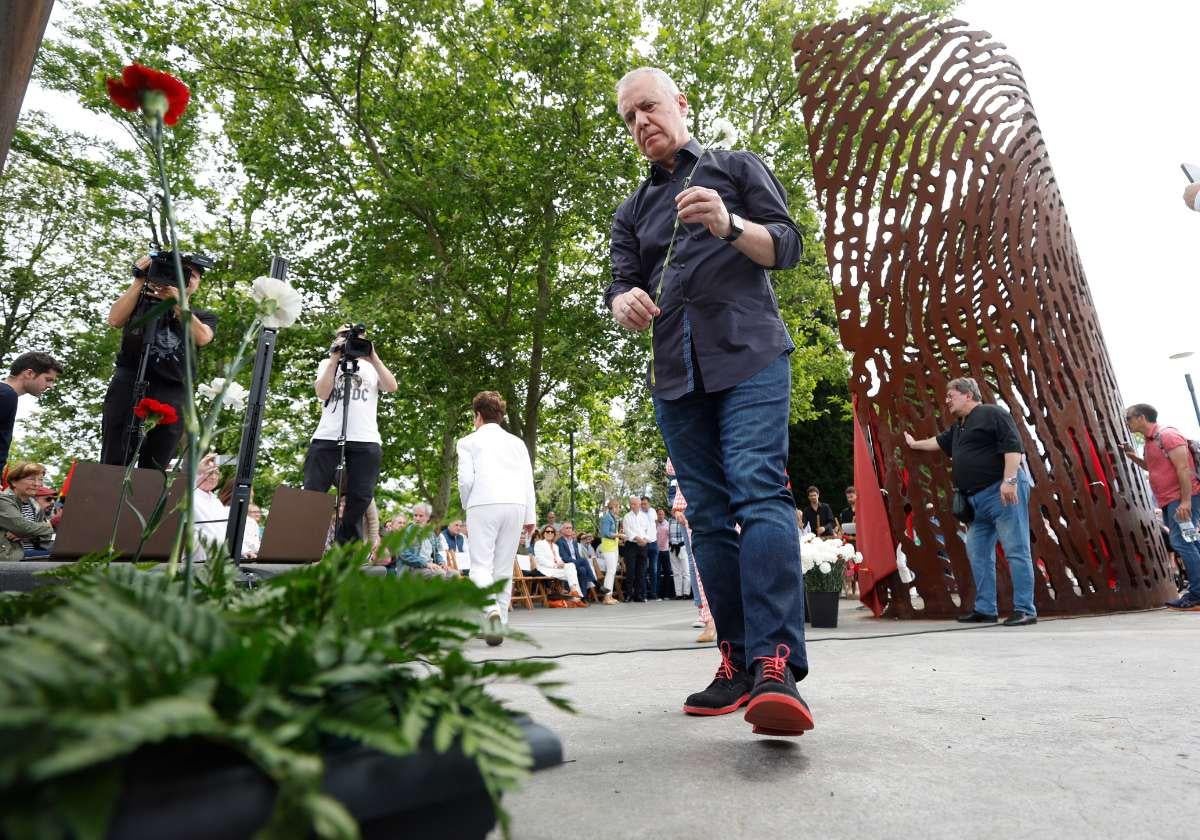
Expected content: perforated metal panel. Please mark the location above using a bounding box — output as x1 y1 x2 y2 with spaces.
792 13 1177 616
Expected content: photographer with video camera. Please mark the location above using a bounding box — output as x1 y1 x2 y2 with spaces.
303 324 396 544
101 251 217 470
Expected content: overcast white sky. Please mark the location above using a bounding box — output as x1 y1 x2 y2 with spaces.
11 0 1200 447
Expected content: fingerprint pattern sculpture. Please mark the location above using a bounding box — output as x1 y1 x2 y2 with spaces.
791 13 1177 616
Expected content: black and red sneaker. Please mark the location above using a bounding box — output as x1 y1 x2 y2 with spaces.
743 644 815 736
682 641 753 716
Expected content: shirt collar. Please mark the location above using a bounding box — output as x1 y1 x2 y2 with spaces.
649 138 704 184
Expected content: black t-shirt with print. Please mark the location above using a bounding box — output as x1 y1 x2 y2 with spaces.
114 297 218 386
936 403 1024 494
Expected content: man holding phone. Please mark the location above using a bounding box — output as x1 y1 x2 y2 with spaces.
1183 162 1200 212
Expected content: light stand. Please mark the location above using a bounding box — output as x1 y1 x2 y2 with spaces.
568 428 576 521
1168 351 1200 431
225 256 287 581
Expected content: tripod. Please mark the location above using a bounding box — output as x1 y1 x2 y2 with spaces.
120 289 166 467
329 352 360 543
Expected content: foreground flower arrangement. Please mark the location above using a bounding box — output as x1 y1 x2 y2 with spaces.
0 545 569 839
801 533 860 592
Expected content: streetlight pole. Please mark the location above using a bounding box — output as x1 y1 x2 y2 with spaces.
568 429 576 521
1168 352 1200 430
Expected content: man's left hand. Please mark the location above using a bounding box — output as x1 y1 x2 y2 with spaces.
676 186 731 237
1000 482 1018 506
1176 501 1193 523
1184 182 1200 212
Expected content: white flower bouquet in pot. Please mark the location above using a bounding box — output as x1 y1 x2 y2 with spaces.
800 533 861 593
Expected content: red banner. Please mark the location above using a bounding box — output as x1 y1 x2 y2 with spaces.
852 398 895 616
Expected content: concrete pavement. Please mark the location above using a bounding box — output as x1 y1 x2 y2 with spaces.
482 599 1199 839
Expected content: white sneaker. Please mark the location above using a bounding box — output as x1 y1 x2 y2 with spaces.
691 619 704 628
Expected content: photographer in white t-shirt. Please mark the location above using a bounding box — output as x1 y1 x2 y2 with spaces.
302 324 397 544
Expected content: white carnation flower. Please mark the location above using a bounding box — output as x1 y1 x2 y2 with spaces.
197 378 224 401
708 117 739 149
818 561 832 575
198 377 249 410
250 275 303 329
222 381 249 410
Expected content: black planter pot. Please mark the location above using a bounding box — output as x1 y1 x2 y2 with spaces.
808 590 840 628
105 716 562 840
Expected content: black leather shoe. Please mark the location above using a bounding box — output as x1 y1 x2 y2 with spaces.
1003 612 1037 626
956 611 998 623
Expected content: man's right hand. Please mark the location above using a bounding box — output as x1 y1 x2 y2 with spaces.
612 288 659 331
903 432 916 448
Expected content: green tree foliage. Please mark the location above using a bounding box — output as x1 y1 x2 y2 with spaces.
12 0 956 511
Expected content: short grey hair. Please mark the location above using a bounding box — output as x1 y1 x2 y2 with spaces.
947 377 982 402
412 502 432 516
615 67 680 103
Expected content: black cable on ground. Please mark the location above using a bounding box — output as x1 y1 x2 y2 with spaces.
482 605 1172 663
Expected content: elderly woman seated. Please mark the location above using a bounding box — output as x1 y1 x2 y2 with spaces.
530 525 585 604
1 461 56 561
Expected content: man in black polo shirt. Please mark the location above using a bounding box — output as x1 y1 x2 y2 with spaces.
606 67 812 736
905 376 1037 626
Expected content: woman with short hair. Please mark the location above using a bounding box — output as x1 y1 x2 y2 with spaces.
1 461 55 561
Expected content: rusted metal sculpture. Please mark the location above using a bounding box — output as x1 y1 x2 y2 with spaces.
792 13 1177 616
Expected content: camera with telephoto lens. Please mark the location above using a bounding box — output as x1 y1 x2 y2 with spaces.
132 250 215 289
332 323 373 360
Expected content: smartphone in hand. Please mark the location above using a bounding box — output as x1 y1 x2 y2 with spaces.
1183 162 1200 183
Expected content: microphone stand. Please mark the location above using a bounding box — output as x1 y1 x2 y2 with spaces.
225 255 287 587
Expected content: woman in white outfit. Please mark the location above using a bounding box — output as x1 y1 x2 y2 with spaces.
531 525 583 600
456 391 538 646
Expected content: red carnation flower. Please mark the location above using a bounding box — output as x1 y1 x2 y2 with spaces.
106 63 190 126
133 397 180 426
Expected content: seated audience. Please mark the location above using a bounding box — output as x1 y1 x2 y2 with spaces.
397 502 458 578
530 524 584 602
557 520 600 600
0 461 55 560
193 454 257 560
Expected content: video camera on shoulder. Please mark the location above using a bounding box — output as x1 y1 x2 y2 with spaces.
332 323 373 360
132 250 215 289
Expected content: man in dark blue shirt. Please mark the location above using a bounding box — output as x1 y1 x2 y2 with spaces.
2 352 63 471
605 67 812 737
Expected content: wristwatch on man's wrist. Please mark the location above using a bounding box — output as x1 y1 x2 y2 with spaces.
721 213 744 242
1003 476 1018 485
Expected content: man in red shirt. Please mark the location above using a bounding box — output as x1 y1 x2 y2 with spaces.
1121 403 1200 610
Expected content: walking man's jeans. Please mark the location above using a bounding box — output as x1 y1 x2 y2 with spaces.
964 473 1036 616
654 353 808 678
1164 493 1200 599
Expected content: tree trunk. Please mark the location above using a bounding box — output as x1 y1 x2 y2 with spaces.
522 202 556 468
431 415 456 521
